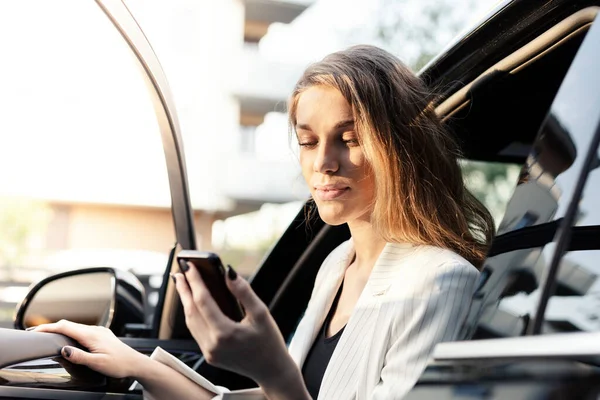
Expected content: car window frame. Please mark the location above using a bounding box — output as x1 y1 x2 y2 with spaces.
94 0 201 340
525 17 600 336
96 0 196 251
433 11 600 363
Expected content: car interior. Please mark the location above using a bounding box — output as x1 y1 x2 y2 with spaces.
438 6 598 164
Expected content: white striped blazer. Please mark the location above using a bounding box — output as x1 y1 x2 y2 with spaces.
287 239 480 399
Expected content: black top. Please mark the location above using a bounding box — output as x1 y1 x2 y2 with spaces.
301 283 345 400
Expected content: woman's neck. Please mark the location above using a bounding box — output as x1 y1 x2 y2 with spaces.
347 218 386 271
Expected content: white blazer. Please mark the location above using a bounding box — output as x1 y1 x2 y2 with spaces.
287 239 480 399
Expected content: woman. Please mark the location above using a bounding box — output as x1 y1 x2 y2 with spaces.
32 45 494 399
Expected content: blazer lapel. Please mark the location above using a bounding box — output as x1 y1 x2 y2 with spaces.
318 242 414 399
288 239 355 367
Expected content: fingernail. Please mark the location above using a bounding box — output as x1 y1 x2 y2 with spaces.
227 264 238 280
62 346 72 358
25 326 36 331
178 259 189 272
170 273 177 284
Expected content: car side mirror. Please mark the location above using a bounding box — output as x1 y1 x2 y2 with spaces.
13 267 146 336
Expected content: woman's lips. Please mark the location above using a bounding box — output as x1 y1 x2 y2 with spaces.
314 187 350 201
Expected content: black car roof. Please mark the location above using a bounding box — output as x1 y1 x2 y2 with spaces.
420 0 600 98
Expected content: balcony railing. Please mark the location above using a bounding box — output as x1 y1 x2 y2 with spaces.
244 0 313 24
221 152 308 205
232 45 304 115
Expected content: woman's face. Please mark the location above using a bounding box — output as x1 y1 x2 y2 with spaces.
295 85 375 226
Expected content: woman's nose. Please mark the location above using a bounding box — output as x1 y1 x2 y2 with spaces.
313 142 339 174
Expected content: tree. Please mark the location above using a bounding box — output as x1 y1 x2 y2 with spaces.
374 0 491 71
0 198 51 280
372 0 520 225
461 160 521 224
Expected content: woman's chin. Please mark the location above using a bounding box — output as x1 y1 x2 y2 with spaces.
315 202 372 226
320 216 347 226
316 207 350 226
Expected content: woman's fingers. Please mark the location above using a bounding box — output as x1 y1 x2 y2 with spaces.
61 345 96 367
180 263 231 328
172 272 211 334
29 319 145 379
32 319 89 341
172 272 194 313
224 265 268 321
31 322 98 366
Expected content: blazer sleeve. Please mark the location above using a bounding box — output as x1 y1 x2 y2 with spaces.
369 261 479 399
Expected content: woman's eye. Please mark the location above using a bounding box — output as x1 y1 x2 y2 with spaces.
342 138 359 147
298 141 317 148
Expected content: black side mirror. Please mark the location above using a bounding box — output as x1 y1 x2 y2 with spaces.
14 267 146 336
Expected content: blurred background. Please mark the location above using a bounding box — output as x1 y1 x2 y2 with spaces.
0 0 515 328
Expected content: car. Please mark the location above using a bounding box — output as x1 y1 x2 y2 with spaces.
403 0 600 398
1 0 600 398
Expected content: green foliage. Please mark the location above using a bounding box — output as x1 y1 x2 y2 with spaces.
217 235 276 277
461 161 521 224
375 0 476 70
0 197 52 273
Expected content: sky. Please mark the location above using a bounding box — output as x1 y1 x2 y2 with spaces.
0 1 172 207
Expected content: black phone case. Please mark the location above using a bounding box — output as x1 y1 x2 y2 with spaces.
176 251 245 322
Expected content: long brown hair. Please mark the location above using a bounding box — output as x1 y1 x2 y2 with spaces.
288 45 495 268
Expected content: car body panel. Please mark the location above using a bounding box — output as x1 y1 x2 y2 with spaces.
405 358 600 400
421 0 600 98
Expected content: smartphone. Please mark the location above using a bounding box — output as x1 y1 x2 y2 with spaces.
176 250 245 322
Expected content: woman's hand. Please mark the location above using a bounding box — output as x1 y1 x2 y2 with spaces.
31 320 148 379
173 264 308 398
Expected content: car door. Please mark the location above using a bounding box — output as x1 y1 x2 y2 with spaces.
403 7 600 399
